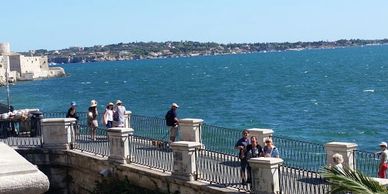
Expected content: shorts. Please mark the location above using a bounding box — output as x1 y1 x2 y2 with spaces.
378 163 388 178
169 126 178 139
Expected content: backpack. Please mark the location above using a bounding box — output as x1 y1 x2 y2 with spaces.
113 111 119 121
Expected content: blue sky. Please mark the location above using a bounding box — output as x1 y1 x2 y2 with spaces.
1 0 388 51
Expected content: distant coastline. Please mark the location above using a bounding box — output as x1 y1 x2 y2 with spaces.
21 39 388 64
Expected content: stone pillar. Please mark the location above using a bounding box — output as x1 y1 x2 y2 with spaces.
170 141 202 181
179 118 203 144
108 127 133 164
249 157 283 194
124 111 132 128
247 128 274 146
41 118 76 150
325 142 358 170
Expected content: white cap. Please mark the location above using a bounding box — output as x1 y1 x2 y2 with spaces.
171 103 179 108
380 142 387 147
90 100 97 107
116 100 122 105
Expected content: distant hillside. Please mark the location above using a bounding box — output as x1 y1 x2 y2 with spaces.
21 39 388 64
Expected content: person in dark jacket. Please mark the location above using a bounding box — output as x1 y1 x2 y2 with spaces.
244 136 263 183
66 101 79 120
165 103 179 143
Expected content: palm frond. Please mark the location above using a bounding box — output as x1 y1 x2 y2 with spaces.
322 166 388 194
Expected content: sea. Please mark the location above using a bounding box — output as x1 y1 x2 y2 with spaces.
2 45 388 150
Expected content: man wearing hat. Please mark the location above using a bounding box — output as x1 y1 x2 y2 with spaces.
113 100 126 127
378 142 388 178
165 103 179 143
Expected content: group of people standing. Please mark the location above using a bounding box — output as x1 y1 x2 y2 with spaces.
66 100 127 141
235 129 279 184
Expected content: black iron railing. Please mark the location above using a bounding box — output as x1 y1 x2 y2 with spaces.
131 115 170 141
128 135 173 172
273 135 326 173
279 165 330 194
73 124 110 157
354 150 379 177
195 148 250 192
201 124 241 155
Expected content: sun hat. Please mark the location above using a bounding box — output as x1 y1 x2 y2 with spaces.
90 100 97 107
108 102 114 106
171 103 179 108
380 142 387 147
116 100 122 105
70 101 77 106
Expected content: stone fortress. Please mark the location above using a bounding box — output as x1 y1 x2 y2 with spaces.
0 43 65 85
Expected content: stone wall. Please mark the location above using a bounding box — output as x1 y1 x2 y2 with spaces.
17 148 238 194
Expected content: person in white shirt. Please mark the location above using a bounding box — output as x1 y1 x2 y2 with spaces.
103 102 114 128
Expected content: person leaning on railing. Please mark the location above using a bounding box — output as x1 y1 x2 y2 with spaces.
234 129 251 185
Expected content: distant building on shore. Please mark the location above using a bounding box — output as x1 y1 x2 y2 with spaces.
0 43 65 85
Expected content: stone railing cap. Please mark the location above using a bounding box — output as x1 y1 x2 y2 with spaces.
41 118 76 123
325 142 358 148
179 118 204 124
0 143 49 193
170 141 202 148
107 127 134 133
246 128 273 133
248 157 283 164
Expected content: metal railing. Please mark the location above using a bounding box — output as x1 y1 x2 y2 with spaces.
131 115 170 141
201 124 241 155
279 165 330 194
354 150 379 177
73 124 110 157
43 112 88 126
0 136 42 147
195 148 250 192
273 135 326 172
128 135 173 172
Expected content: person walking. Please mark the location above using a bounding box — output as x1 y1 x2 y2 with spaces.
102 102 114 128
165 103 179 143
234 129 251 185
244 136 263 184
263 138 280 158
87 100 98 141
113 100 126 127
378 142 388 178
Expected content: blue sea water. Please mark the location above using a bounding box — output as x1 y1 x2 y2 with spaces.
2 45 388 150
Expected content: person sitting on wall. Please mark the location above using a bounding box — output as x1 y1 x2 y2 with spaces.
234 129 251 185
